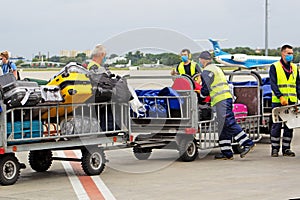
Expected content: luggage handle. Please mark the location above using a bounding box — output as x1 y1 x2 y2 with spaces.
43 87 59 92
20 89 34 105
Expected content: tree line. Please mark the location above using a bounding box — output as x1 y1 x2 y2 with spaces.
18 46 300 67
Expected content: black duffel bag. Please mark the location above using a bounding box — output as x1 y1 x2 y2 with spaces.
198 103 213 121
87 69 132 103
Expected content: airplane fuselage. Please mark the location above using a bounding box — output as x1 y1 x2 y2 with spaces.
208 38 281 69
215 54 280 68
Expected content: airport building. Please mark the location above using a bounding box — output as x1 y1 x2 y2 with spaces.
59 49 92 57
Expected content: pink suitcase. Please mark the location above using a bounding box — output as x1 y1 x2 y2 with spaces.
232 103 248 121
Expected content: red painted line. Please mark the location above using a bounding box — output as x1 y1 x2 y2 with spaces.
64 150 105 200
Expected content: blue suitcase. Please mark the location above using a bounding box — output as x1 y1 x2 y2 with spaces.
6 120 43 144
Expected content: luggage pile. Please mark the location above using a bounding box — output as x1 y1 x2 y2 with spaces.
130 86 186 119
0 62 132 140
0 73 63 109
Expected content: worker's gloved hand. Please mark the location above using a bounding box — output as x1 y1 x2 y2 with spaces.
171 68 178 76
280 96 288 106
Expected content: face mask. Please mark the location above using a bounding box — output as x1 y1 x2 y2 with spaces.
102 57 107 65
198 61 203 68
181 55 188 62
285 54 293 62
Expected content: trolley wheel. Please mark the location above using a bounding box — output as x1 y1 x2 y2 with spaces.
81 147 106 176
232 144 244 154
29 150 53 172
178 139 198 162
0 154 21 186
133 147 152 160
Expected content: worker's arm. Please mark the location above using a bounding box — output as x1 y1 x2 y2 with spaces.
171 64 180 75
13 70 17 79
199 70 214 99
269 65 282 98
296 69 300 100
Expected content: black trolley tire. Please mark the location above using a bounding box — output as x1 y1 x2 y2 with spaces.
133 147 152 160
0 153 21 186
29 150 53 172
178 139 198 162
81 147 106 176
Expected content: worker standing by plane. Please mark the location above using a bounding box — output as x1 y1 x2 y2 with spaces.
198 51 255 160
171 49 201 78
269 44 300 157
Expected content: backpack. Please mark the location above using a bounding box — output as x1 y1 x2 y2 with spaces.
7 61 20 80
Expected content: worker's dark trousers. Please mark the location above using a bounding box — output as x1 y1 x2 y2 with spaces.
271 102 294 152
216 98 253 157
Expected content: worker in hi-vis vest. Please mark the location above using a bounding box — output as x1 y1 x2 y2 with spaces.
198 51 255 160
269 44 300 157
171 49 201 78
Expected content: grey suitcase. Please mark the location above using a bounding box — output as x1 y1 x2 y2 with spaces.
4 81 41 108
0 73 16 88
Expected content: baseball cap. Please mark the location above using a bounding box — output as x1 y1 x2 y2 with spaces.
199 51 212 60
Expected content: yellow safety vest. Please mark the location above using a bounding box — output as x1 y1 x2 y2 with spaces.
205 64 232 106
178 61 197 76
272 61 298 103
87 60 101 70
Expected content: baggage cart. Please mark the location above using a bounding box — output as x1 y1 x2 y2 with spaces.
129 71 268 162
0 100 130 185
272 104 300 129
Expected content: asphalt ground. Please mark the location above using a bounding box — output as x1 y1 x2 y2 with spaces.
1 69 299 200
1 134 300 200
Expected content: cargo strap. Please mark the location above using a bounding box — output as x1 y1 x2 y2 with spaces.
20 89 33 105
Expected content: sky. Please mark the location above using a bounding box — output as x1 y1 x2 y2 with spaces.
1 0 300 59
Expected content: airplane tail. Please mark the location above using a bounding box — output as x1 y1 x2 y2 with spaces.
209 38 228 56
126 60 132 67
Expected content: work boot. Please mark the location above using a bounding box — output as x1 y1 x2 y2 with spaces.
271 149 279 157
240 142 255 158
214 153 233 160
283 149 295 157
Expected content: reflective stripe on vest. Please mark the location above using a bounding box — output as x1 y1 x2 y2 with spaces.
178 61 196 76
205 64 232 106
272 61 298 103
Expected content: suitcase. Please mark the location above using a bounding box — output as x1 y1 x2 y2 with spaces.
0 73 16 88
3 81 41 108
7 120 43 144
232 103 248 121
43 65 92 118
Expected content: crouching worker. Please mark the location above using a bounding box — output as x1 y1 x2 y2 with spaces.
198 51 255 160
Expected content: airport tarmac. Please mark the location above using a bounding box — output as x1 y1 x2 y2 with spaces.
1 69 300 200
1 134 300 200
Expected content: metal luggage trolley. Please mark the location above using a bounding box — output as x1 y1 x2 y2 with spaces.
129 75 199 162
199 71 266 153
129 72 265 162
0 101 130 185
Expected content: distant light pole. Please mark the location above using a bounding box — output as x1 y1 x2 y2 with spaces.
265 0 269 56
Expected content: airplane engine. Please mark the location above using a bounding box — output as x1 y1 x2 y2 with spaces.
230 54 247 62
